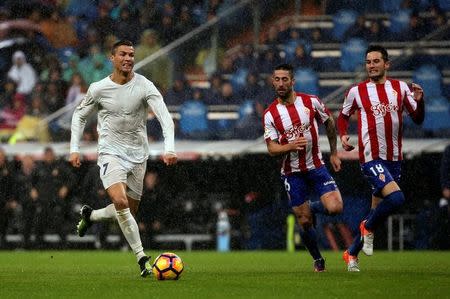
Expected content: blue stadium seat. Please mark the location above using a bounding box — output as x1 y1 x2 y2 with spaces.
340 38 367 72
389 10 411 34
230 68 248 93
413 64 443 98
422 96 450 131
332 9 358 41
179 100 209 139
294 68 319 95
381 0 403 13
438 0 450 10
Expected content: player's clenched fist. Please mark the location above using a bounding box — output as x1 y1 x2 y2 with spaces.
69 152 81 168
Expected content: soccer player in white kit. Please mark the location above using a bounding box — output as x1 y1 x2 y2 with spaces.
69 40 177 278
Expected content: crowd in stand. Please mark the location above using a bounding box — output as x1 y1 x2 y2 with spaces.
0 1 448 143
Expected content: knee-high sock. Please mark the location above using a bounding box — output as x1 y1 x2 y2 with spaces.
299 226 322 260
91 204 116 222
309 200 327 215
348 232 363 256
365 191 405 231
116 208 145 262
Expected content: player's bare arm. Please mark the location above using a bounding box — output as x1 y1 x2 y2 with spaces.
69 152 81 168
266 137 307 156
324 117 341 172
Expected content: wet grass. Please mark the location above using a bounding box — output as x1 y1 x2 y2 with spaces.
0 250 449 298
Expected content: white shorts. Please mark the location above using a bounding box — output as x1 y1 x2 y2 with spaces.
97 154 147 200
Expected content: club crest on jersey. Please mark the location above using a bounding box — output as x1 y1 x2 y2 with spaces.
285 123 311 141
392 89 398 99
371 103 399 117
379 173 386 182
304 107 310 115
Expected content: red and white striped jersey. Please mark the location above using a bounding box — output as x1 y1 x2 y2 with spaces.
340 78 419 163
264 92 331 175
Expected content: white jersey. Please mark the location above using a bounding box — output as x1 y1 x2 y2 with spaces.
70 73 175 163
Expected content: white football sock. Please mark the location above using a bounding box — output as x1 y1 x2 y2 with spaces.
90 204 116 222
116 208 146 262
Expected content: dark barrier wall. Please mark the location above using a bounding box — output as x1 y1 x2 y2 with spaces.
1 152 445 250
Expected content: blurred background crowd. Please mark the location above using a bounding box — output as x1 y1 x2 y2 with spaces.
0 0 449 251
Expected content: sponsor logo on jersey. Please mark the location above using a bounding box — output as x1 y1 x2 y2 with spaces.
371 103 399 117
379 173 385 182
285 123 311 141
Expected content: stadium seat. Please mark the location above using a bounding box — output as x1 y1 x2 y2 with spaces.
179 100 209 139
294 68 319 95
340 38 367 72
422 96 450 131
413 64 443 98
230 68 248 93
381 0 403 13
389 10 411 34
332 9 358 41
438 0 450 10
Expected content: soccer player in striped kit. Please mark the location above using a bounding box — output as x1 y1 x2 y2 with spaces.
338 45 424 271
70 40 177 277
264 64 343 272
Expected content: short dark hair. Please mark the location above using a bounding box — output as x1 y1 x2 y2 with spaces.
111 40 134 55
366 45 389 61
274 63 294 78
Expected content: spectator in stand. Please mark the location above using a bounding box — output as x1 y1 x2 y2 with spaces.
44 82 65 113
165 74 193 106
115 6 141 44
160 14 179 45
216 56 236 79
32 147 76 248
7 51 37 96
344 15 370 40
90 4 115 45
234 44 258 72
257 47 280 74
367 20 387 42
63 54 82 82
39 9 78 50
214 80 241 105
0 93 26 131
135 29 171 91
27 94 49 118
402 12 428 41
241 72 260 102
136 168 172 249
81 164 120 249
289 44 313 70
13 155 36 248
138 0 160 30
0 81 17 109
39 53 62 83
265 25 281 47
310 27 325 43
0 147 14 248
204 72 223 103
84 53 113 84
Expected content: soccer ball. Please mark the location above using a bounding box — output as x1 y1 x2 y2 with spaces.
152 252 184 280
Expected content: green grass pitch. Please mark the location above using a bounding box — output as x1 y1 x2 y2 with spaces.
0 250 449 298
